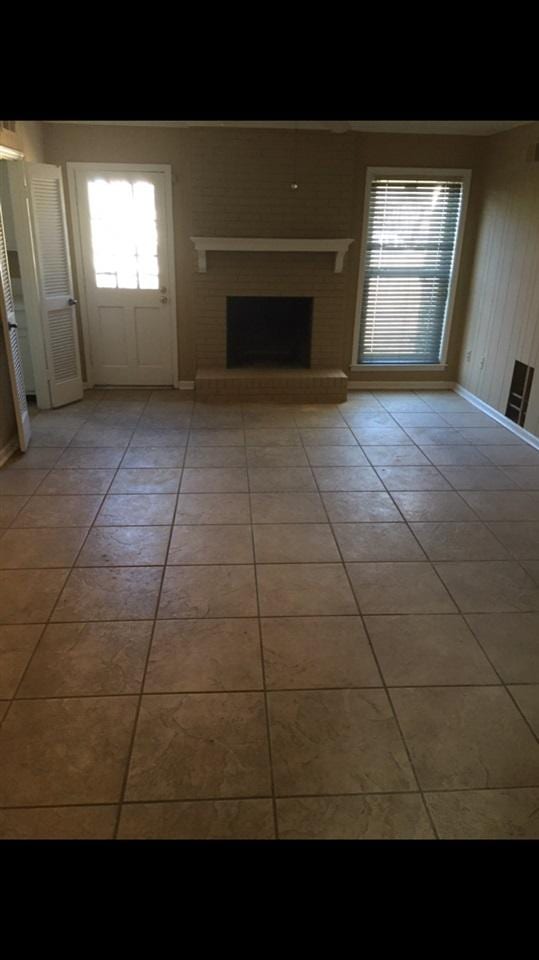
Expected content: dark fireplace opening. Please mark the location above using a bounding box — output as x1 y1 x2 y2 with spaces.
227 296 313 368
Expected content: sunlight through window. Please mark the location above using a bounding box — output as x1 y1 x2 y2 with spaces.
88 179 160 290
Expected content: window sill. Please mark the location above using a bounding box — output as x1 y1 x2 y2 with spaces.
350 363 448 372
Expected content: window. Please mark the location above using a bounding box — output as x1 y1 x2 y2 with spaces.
353 169 469 366
87 178 159 289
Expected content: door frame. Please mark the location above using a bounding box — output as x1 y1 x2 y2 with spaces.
66 161 179 388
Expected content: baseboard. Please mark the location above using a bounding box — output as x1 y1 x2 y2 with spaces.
178 381 195 390
348 380 456 391
455 383 539 451
0 435 18 467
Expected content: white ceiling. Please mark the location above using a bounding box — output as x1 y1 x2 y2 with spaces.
47 120 532 136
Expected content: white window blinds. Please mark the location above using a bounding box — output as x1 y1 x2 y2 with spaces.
357 176 464 365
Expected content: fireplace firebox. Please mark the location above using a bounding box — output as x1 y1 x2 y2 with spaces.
227 296 313 368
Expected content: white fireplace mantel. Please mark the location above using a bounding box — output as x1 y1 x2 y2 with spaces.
190 237 354 273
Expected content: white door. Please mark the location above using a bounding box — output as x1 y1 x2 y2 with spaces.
0 198 31 450
71 165 176 386
25 163 84 407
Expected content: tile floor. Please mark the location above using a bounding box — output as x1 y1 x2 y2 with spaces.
1 387 539 840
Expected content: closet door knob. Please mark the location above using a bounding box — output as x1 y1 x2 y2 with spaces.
68 298 78 306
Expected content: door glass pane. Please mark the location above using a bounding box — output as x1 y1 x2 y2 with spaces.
87 178 161 290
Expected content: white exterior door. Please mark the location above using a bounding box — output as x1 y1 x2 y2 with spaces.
70 164 176 386
0 198 31 450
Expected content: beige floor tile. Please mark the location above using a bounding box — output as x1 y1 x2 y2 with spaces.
347 562 456 614
12 495 103 528
390 411 446 426
145 618 262 692
300 428 357 446
118 799 274 839
159 565 257 618
0 496 29 527
277 794 434 839
481 445 539 466
175 493 250 525
342 411 396 429
366 614 497 685
244 429 301 446
425 788 539 839
71 424 132 447
96 494 177 525
465 613 539 682
129 428 189 447
486 521 539 559
261 616 380 688
410 522 510 561
304 446 369 466
257 563 357 616
313 466 383 491
0 569 68 623
0 625 43 697
352 427 410 445
362 445 430 466
509 685 539 737
251 492 325 523
322 491 402 522
0 471 49 496
458 427 522 445
333 523 425 561
419 445 489 465
125 692 271 800
246 446 307 467
5 448 65 470
121 447 186 468
391 491 478 522
253 523 339 563
441 412 497 428
189 429 245 446
180 467 248 493
168 525 253 564
248 467 316 492
403 427 467 445
269 689 416 795
56 447 125 469
185 447 246 467
30 426 80 447
52 567 162 621
191 411 243 429
392 686 539 790
0 696 137 805
522 560 539 585
0 527 87 569
37 469 115 495
111 468 181 494
438 465 517 490
77 526 170 566
375 466 451 491
0 805 118 840
435 561 539 612
19 621 152 697
499 466 539 489
293 410 346 428
377 393 430 412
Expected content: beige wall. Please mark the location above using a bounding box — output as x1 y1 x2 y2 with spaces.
43 123 485 384
458 122 539 437
0 122 45 452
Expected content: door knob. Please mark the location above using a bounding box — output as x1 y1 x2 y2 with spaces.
8 321 18 330
160 296 168 303
68 298 78 306
160 286 167 294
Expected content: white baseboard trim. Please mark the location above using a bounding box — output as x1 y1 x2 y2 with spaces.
348 380 455 391
0 436 18 467
178 380 195 390
455 383 539 451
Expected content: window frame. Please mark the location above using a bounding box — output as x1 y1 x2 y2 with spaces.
350 166 472 371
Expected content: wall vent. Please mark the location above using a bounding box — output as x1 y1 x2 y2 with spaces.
505 360 535 426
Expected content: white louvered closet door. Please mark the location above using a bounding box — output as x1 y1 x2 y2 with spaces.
0 199 31 450
26 164 83 406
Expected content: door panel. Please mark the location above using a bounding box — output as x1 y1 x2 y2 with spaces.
72 166 175 386
25 163 84 407
0 198 31 450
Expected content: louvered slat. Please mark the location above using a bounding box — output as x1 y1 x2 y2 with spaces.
48 309 78 382
32 178 71 297
358 177 464 365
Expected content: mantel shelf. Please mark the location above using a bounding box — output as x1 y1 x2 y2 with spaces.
190 237 354 273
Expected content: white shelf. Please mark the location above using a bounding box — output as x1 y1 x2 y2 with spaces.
190 237 354 273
